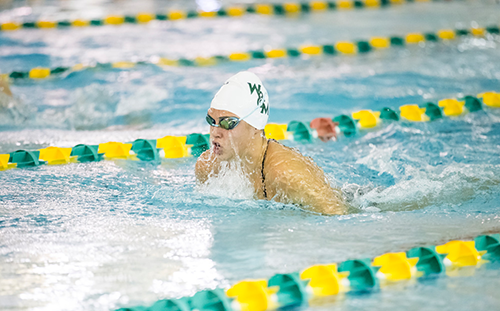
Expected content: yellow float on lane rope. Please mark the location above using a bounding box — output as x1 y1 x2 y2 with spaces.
168 10 186 20
255 4 274 15
104 15 125 25
71 20 89 27
0 154 16 170
335 42 357 54
39 147 78 165
136 13 155 23
156 58 178 66
36 21 57 28
265 124 289 140
227 280 279 311
195 57 217 66
310 1 328 11
400 104 428 122
364 0 381 8
369 37 390 49
372 252 421 282
437 29 456 40
438 98 465 116
29 68 51 79
284 3 301 13
337 0 354 9
199 11 217 18
300 264 350 296
1 22 21 31
229 53 251 61
98 142 135 160
436 240 487 268
156 136 190 158
112 61 136 69
352 110 381 128
265 49 287 58
406 33 425 44
227 7 246 17
478 92 500 107
72 63 86 71
300 45 322 55
471 28 485 36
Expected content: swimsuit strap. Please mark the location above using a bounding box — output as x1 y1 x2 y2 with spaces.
261 139 274 199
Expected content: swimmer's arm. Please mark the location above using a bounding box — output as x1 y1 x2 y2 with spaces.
0 76 12 97
195 150 212 183
269 160 346 215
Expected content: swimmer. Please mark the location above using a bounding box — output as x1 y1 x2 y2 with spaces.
0 75 13 97
195 71 346 215
0 75 31 123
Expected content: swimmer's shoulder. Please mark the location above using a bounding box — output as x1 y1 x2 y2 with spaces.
265 140 328 185
267 139 313 163
265 140 310 178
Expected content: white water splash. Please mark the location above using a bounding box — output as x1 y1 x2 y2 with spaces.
196 160 255 200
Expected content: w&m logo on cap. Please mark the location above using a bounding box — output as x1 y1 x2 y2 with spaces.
248 83 269 115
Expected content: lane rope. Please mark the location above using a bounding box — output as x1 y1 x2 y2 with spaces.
1 91 499 171
113 233 500 311
0 0 455 32
2 24 499 83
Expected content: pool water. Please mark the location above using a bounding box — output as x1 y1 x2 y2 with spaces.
1 0 500 310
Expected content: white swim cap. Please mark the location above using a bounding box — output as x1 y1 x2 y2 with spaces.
210 71 269 130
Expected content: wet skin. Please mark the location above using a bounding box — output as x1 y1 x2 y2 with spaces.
0 76 12 97
195 108 346 215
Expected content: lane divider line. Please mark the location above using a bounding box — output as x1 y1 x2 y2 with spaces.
3 24 499 83
1 91 498 171
0 0 459 32
114 234 500 311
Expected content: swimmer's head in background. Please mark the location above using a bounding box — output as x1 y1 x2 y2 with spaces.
210 71 269 130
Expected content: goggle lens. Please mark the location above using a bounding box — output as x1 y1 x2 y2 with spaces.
220 118 239 130
206 114 217 126
206 114 241 130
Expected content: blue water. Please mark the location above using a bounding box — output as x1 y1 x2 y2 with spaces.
1 0 500 310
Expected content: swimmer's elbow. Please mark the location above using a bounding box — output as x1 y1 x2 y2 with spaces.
318 203 347 215
305 190 347 215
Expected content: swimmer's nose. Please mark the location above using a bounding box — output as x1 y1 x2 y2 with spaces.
211 126 224 139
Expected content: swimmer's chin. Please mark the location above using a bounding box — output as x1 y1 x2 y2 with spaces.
208 147 228 160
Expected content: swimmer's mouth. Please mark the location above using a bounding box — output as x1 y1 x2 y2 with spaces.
212 142 222 154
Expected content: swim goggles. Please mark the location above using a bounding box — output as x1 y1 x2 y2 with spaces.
206 106 259 130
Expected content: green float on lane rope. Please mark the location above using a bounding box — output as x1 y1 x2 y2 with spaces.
114 234 500 311
1 91 499 171
0 0 458 32
2 24 498 83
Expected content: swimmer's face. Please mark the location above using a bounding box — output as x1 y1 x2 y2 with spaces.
207 108 256 161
